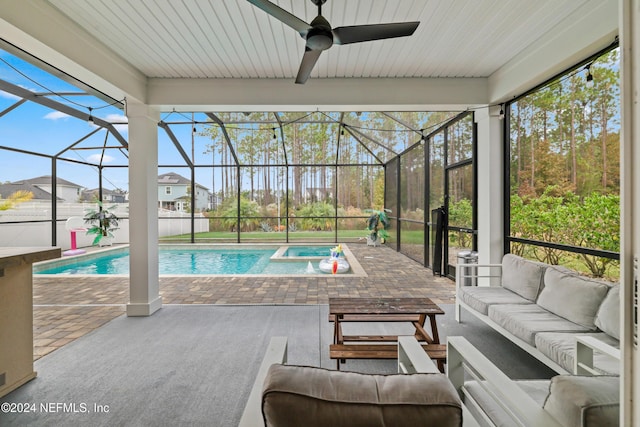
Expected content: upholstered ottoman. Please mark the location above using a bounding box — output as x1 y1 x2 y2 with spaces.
262 364 463 427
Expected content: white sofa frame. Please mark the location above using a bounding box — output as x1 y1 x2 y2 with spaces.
397 336 481 427
575 335 621 375
454 262 570 374
238 336 288 427
242 335 619 426
444 336 564 427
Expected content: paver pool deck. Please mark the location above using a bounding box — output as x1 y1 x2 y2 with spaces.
32 244 455 360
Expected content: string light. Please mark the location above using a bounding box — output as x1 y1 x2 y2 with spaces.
87 107 94 124
585 64 594 87
273 128 277 139
498 104 505 120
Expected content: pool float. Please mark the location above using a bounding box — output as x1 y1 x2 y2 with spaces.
306 261 315 273
330 244 343 258
318 257 350 274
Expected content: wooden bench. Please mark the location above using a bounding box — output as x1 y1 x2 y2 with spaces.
328 314 424 342
329 314 422 322
329 313 437 342
329 343 446 372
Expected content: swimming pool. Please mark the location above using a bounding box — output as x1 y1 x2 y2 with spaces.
281 246 334 257
34 244 365 276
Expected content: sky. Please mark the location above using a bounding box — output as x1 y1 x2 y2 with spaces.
0 49 129 190
0 48 439 194
0 48 367 194
0 49 206 192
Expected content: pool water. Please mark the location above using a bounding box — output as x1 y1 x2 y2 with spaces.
282 246 333 257
35 248 326 275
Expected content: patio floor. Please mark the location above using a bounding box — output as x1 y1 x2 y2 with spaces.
32 243 455 360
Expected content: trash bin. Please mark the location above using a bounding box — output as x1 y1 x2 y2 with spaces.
431 207 446 276
457 250 478 286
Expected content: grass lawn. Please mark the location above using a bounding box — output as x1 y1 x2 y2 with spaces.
160 229 367 241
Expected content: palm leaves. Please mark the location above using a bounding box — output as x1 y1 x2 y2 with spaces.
84 201 119 245
0 190 33 211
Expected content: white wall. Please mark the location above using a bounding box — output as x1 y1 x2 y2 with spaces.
0 202 208 249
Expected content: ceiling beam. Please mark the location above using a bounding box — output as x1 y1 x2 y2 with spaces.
0 1 146 103
0 39 124 109
0 78 128 148
380 112 422 134
158 122 194 168
0 98 27 118
205 112 239 166
54 127 102 158
488 0 617 103
342 127 384 165
335 112 345 164
347 126 398 157
147 77 488 112
273 112 288 165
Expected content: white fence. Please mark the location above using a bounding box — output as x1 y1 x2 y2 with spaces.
0 202 209 250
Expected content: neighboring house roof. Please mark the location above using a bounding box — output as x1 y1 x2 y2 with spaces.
158 172 190 185
1 176 84 201
83 188 120 196
0 182 62 201
158 172 209 191
20 175 83 188
81 188 125 201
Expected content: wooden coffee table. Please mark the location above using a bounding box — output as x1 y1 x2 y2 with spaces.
328 297 446 371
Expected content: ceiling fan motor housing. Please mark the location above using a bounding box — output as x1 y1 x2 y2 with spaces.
306 16 333 50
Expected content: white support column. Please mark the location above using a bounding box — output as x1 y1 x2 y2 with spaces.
126 101 162 317
474 106 504 274
619 1 639 425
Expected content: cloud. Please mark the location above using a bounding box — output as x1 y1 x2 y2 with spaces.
0 90 20 100
87 153 115 164
44 111 70 120
0 84 39 100
105 113 128 134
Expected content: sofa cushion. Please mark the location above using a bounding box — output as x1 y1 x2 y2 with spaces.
595 285 620 340
537 267 610 330
262 364 462 427
534 332 620 375
543 375 619 427
458 286 533 315
488 304 590 346
501 254 548 301
463 380 550 427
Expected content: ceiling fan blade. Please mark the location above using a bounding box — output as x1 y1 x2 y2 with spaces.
247 0 311 35
295 48 322 84
333 21 419 45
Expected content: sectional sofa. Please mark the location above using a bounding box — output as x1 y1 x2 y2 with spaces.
243 335 619 427
455 254 620 375
240 336 471 427
445 336 619 427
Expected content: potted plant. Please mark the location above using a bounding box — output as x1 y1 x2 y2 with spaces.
365 209 391 246
84 201 119 246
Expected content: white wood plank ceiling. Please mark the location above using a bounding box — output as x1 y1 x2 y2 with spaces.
48 0 589 81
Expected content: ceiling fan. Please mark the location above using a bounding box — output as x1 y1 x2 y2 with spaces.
247 0 420 84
